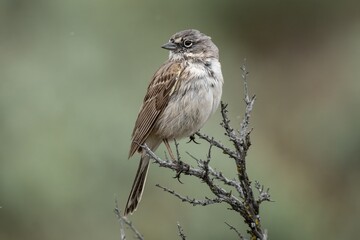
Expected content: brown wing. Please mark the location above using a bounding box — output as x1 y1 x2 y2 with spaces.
128 61 184 158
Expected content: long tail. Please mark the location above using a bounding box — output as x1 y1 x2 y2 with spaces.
124 154 150 215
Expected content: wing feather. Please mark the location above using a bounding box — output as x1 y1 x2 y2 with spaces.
128 61 183 158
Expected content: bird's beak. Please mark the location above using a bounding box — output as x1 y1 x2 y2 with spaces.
161 42 177 50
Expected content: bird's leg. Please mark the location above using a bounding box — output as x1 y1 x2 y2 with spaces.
162 139 189 183
163 139 177 162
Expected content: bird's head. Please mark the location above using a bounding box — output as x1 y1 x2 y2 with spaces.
161 29 219 61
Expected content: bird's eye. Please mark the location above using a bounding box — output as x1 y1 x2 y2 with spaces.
183 40 193 48
170 38 174 43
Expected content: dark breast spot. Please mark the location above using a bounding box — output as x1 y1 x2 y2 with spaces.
204 61 215 78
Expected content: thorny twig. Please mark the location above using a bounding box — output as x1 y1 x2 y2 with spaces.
255 181 272 205
177 222 187 240
156 184 224 206
225 222 245 240
114 199 144 240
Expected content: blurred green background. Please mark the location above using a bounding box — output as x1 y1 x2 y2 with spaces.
1 0 360 239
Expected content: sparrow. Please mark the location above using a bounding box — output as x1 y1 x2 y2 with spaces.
125 29 223 215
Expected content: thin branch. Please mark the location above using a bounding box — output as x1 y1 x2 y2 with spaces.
114 199 144 240
114 198 126 240
177 222 187 240
241 58 250 104
255 181 272 204
195 131 239 160
142 143 246 212
185 151 244 198
156 184 223 206
224 222 245 240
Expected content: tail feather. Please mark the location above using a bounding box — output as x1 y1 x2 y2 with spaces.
124 155 150 215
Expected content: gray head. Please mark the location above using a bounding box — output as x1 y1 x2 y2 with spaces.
161 29 219 60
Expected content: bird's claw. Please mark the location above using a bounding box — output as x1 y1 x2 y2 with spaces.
173 160 189 183
187 134 200 144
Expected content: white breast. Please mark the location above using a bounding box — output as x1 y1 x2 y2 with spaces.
154 59 223 140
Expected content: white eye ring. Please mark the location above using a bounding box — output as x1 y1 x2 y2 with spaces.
183 40 193 48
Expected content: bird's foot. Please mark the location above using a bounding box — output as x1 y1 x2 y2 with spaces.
186 134 200 144
173 160 190 184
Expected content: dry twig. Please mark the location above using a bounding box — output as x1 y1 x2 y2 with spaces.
177 222 187 240
225 222 245 240
114 199 144 240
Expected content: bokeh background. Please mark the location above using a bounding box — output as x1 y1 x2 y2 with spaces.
1 0 360 239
